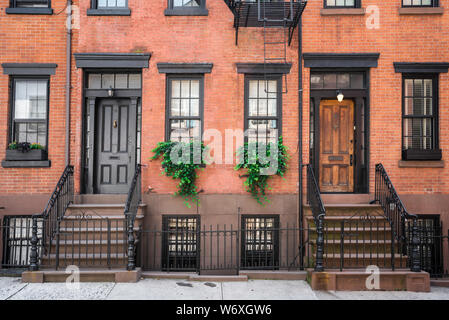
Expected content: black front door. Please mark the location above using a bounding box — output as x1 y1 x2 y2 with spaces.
95 99 137 194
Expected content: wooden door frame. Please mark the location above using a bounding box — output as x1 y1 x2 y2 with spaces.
310 87 370 194
82 90 141 194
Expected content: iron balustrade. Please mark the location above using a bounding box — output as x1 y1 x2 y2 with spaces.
137 224 317 273
372 163 421 272
305 164 326 272
29 165 74 271
124 164 142 271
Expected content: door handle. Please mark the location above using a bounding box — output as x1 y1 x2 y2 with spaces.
350 155 353 166
113 120 118 128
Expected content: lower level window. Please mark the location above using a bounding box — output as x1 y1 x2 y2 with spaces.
11 0 50 8
241 216 279 269
10 78 49 148
402 74 440 160
162 216 199 271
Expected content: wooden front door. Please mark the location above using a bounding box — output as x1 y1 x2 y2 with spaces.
319 99 354 193
95 99 137 194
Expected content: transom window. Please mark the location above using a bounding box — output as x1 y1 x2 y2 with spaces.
10 0 50 8
402 0 438 7
10 78 49 148
311 72 365 89
87 72 142 89
96 0 127 8
245 76 282 145
402 75 439 155
166 76 203 143
324 0 360 8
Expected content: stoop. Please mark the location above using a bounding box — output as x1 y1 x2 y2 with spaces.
22 268 142 283
309 270 430 292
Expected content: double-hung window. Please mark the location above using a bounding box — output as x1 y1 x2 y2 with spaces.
88 0 131 15
166 76 203 143
245 75 282 145
402 74 441 160
10 78 49 148
402 0 438 7
324 0 360 8
165 0 208 16
6 0 53 14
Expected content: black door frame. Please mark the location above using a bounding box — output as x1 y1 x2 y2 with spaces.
81 70 142 194
309 69 370 194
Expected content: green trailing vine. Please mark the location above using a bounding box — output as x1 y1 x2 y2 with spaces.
151 141 206 208
234 137 289 205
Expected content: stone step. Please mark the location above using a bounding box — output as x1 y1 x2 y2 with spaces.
304 204 383 217
66 203 146 217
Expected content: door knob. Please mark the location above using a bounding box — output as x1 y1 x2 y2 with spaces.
113 120 118 128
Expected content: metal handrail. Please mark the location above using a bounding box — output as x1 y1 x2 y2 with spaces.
124 164 142 271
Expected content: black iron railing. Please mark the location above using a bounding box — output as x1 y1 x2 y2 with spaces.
373 163 421 272
29 165 74 271
305 164 326 271
137 224 315 273
124 164 142 271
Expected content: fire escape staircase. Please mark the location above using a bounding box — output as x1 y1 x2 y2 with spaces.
224 0 307 94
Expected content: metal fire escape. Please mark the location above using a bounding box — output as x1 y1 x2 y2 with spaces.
224 0 307 94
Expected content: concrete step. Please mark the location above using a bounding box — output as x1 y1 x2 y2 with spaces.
321 194 372 205
74 194 128 204
66 203 146 217
305 204 384 217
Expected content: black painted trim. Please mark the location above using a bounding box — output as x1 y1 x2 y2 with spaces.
87 8 131 16
5 8 53 15
2 63 57 75
75 53 151 68
157 63 213 74
394 62 449 73
1 160 51 168
164 8 208 16
303 53 380 68
236 63 292 74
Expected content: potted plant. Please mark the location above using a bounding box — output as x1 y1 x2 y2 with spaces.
5 142 48 161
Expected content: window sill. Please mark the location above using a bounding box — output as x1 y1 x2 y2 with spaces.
87 8 131 16
5 7 53 15
399 7 444 15
2 160 51 168
320 8 365 16
164 8 209 16
398 160 444 168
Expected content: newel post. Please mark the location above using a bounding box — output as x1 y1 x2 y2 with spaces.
410 219 421 272
29 217 39 271
126 215 136 271
315 216 325 272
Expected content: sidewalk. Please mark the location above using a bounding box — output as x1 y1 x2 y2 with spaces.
1 277 448 300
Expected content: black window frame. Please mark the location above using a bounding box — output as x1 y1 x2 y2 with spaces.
6 0 53 15
240 215 280 270
9 76 50 151
323 0 361 8
88 0 131 16
402 0 438 7
161 215 200 272
244 74 283 144
401 73 441 161
165 0 208 16
165 74 204 143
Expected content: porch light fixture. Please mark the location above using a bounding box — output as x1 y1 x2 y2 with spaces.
108 86 114 97
337 90 344 102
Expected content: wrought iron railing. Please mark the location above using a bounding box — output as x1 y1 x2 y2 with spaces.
124 164 142 271
30 165 74 271
305 164 326 271
373 163 421 272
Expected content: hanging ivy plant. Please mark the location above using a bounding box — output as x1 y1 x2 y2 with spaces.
234 137 289 205
151 141 206 208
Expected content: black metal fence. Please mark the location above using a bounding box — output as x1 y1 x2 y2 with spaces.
137 224 317 273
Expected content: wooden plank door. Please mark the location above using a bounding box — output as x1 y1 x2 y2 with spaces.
319 99 354 193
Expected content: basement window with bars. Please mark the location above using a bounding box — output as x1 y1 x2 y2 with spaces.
402 0 438 7
162 216 199 271
402 74 441 160
245 75 282 145
165 0 208 16
241 216 279 270
6 0 53 14
324 0 361 8
166 76 203 143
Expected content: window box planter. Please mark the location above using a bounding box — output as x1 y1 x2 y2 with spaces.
5 149 48 161
402 149 442 161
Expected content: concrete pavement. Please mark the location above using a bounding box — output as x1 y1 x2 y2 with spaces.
1 277 449 300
